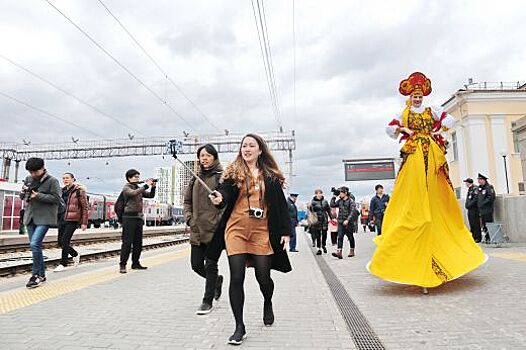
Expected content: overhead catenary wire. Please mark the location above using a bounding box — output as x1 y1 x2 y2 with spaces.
43 0 196 133
0 53 146 137
292 0 296 120
250 0 282 128
96 0 221 133
0 91 104 138
253 0 281 126
259 0 281 120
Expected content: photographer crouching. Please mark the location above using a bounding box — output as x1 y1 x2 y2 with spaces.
119 169 156 273
20 157 61 288
330 186 357 259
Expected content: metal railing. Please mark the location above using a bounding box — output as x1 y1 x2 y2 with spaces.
463 81 526 90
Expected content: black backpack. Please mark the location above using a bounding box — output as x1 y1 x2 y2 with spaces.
114 191 127 223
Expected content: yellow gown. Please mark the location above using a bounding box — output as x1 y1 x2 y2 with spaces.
368 106 486 288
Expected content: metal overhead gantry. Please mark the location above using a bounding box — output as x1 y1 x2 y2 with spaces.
0 131 296 182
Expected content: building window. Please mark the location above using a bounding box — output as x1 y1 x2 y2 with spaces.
512 121 520 153
451 131 459 161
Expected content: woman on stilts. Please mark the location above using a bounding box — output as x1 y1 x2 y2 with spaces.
367 72 486 294
208 133 292 345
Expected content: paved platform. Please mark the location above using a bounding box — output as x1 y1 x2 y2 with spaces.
0 229 525 349
319 230 526 350
0 231 352 349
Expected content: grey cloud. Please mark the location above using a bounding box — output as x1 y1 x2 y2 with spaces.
2 0 526 201
157 25 237 57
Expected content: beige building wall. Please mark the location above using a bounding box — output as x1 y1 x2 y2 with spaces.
443 89 526 197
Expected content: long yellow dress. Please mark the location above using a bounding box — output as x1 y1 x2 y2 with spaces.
368 106 486 288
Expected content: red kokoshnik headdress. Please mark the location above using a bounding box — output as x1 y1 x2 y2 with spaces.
399 72 432 96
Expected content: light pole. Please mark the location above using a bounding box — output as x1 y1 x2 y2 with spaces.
500 151 510 194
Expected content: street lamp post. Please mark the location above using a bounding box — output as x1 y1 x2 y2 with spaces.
500 152 510 194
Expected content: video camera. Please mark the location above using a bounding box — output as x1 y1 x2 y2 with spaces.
137 179 159 184
331 186 349 196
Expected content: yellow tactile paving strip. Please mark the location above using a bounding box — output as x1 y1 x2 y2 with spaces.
489 251 526 262
0 248 190 315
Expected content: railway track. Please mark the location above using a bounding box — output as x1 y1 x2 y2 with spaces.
0 229 186 253
0 235 189 277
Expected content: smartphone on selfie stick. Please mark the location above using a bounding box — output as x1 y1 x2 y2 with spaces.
166 139 217 197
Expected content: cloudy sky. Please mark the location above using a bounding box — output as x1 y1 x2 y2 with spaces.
1 0 526 203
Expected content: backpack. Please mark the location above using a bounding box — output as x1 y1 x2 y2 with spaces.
115 191 127 223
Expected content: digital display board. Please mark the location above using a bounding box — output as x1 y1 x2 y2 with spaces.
344 161 396 181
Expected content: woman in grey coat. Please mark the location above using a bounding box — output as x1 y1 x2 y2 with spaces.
183 144 225 315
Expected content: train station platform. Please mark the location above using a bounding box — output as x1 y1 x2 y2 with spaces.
0 230 525 349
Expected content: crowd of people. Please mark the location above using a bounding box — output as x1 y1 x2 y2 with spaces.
17 71 494 345
19 157 157 288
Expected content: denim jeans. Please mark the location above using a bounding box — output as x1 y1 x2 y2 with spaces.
289 221 297 250
27 222 50 277
336 223 354 249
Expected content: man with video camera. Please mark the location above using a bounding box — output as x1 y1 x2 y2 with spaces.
330 186 357 259
20 157 61 288
119 169 157 273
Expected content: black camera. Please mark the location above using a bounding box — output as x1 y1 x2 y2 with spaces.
22 182 38 202
249 207 264 219
331 187 340 196
152 179 159 183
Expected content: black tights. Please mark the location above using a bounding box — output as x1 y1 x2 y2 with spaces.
228 254 274 327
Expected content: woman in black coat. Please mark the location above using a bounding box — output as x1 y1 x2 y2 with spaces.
209 133 292 345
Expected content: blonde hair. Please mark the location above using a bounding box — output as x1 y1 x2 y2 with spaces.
222 133 285 187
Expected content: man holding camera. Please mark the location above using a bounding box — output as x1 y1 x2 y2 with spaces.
20 157 61 288
119 169 156 273
330 186 357 259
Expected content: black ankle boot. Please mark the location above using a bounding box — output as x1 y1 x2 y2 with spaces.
263 300 274 326
228 324 246 345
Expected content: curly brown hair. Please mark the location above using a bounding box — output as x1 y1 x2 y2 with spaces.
222 133 285 187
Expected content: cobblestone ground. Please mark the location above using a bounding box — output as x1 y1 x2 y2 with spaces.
316 229 526 350
0 233 353 350
1 227 525 349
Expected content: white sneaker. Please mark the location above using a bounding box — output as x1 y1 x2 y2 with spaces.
73 254 81 267
53 264 66 272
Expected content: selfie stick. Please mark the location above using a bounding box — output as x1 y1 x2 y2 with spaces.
166 140 215 195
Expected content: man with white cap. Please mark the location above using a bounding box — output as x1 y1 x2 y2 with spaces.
287 192 299 252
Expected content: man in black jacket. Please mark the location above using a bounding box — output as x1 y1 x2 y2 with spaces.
477 173 496 243
369 184 390 236
464 178 481 243
330 186 357 259
287 193 299 252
